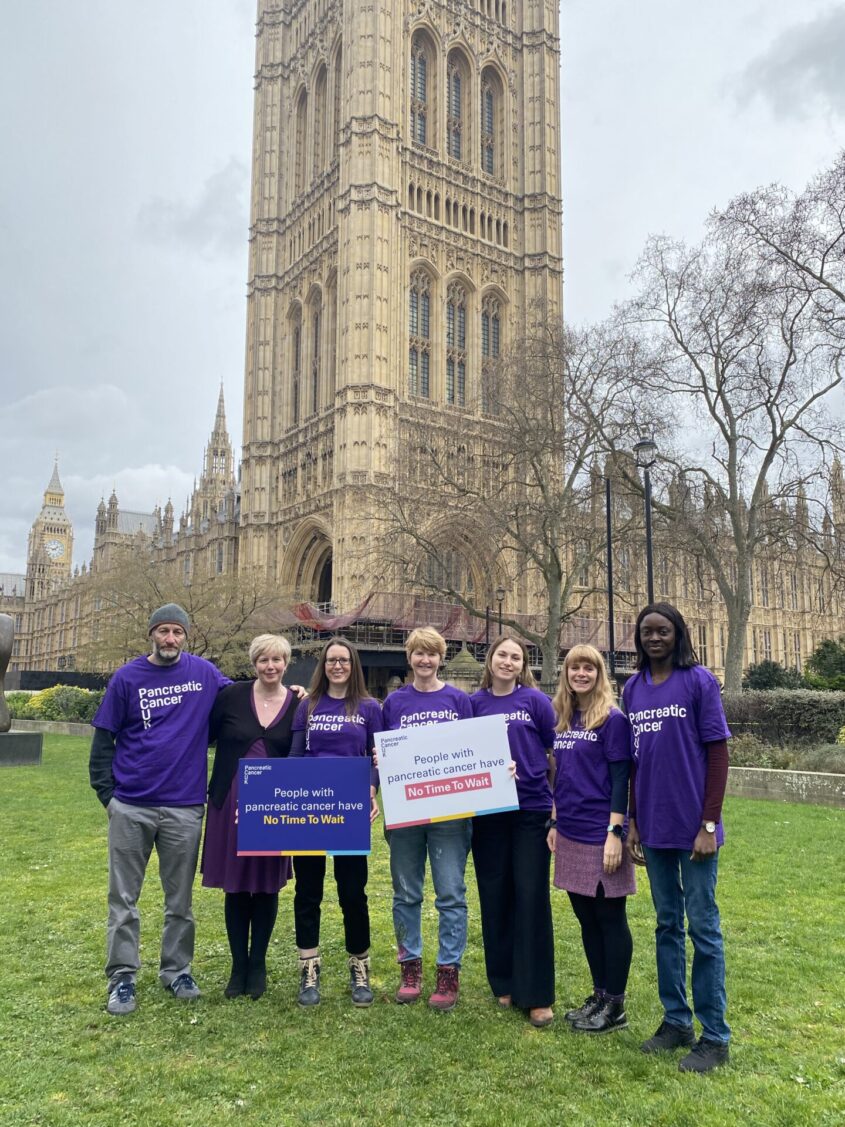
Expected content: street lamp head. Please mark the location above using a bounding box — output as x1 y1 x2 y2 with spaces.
633 435 657 470
495 585 506 604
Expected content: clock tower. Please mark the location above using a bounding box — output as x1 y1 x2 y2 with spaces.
27 461 74 599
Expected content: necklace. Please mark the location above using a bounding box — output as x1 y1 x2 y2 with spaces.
255 687 286 707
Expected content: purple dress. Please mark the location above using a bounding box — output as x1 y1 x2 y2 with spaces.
201 691 294 894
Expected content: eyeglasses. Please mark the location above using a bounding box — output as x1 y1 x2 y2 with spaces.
326 658 351 667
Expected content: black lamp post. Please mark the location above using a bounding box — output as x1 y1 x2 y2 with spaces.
605 476 616 680
633 436 657 605
495 585 506 633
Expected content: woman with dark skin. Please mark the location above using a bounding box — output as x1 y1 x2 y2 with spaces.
623 603 731 1073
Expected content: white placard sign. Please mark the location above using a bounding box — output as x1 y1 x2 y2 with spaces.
375 714 518 829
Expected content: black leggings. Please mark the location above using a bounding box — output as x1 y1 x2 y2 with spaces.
567 886 633 998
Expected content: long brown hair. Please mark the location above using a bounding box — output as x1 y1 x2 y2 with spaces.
479 635 537 690
307 636 371 717
552 644 616 732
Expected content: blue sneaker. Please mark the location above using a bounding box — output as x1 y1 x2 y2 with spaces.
107 976 136 1015
168 973 201 1000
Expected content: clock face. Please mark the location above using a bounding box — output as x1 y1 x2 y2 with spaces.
45 539 65 560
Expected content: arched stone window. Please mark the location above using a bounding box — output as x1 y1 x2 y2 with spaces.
481 292 501 415
293 88 308 197
480 67 504 176
310 295 322 414
409 269 432 398
332 45 343 159
290 306 303 424
446 281 468 407
410 34 431 145
447 50 470 162
313 65 327 177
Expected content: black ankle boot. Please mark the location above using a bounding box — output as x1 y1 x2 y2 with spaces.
224 964 247 998
572 997 627 1034
245 958 267 1000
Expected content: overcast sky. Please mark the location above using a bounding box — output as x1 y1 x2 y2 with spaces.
1 1 843 575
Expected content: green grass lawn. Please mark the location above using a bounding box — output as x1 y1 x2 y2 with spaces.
0 736 843 1127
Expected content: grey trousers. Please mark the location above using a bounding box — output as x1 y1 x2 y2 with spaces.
105 798 204 988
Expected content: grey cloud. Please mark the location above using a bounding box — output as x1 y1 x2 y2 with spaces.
737 7 845 119
137 157 249 259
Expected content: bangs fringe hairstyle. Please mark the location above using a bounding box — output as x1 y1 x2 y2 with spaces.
307 636 371 717
480 635 537 690
553 644 616 733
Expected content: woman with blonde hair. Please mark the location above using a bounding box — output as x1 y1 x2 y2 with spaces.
470 635 557 1026
548 644 635 1034
202 633 298 1000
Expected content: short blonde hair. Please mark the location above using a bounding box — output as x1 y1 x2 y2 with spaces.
249 633 292 666
405 626 447 661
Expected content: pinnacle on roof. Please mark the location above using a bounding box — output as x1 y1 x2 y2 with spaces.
46 459 63 495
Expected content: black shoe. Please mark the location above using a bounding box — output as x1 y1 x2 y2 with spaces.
641 1019 696 1053
679 1037 730 1073
224 967 247 999
565 992 602 1024
246 960 267 1000
298 955 321 1007
572 998 627 1034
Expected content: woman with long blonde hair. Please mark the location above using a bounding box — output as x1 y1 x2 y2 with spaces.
548 644 636 1034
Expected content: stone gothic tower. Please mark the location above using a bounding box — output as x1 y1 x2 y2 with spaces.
26 461 74 599
239 0 563 606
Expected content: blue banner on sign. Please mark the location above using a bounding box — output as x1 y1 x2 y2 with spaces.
237 757 371 856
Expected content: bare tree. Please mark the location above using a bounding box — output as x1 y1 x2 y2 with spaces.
617 224 844 691
376 318 644 682
717 150 845 335
77 548 284 676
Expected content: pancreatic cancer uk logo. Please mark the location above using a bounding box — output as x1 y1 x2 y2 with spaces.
628 704 687 755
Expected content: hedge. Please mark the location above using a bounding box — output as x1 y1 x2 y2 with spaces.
7 685 104 723
724 690 845 747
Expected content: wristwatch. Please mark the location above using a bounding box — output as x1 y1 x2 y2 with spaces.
606 824 623 838
701 821 717 834
545 817 557 832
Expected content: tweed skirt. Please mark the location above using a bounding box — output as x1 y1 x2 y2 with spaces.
553 832 637 898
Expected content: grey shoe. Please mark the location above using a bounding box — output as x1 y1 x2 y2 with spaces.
348 955 374 1007
107 976 136 1016
641 1019 695 1053
298 955 321 1007
168 973 201 1000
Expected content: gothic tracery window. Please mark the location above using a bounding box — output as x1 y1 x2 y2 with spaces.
481 293 500 414
410 36 429 145
409 270 431 398
447 52 468 162
481 79 495 173
446 282 467 407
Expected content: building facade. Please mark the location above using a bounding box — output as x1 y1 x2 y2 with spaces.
238 0 563 606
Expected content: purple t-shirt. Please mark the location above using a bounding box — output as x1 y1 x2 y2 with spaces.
382 682 472 729
93 652 229 806
470 685 556 810
553 708 631 845
622 664 731 850
292 695 383 787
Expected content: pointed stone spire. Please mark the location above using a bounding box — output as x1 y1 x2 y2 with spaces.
47 459 63 495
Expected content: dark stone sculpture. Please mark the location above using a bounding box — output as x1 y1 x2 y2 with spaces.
0 612 42 765
0 613 12 733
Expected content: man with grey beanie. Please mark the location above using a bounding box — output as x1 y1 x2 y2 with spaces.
89 604 229 1015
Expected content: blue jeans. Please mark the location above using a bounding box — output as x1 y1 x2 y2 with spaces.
643 846 730 1044
386 819 472 967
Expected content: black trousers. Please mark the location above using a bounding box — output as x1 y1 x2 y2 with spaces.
471 808 555 1009
293 854 370 954
567 886 633 998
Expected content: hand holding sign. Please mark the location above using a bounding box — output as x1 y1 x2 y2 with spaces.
374 714 518 829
